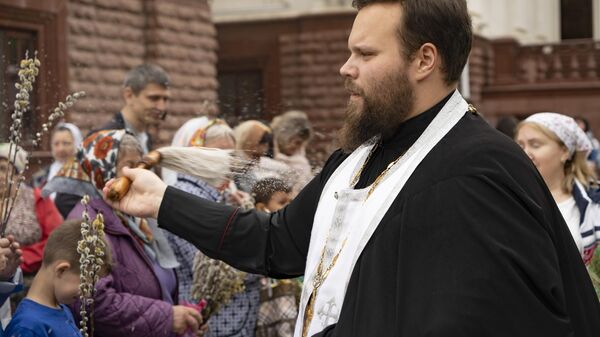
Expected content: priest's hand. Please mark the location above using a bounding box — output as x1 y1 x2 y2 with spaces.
103 166 167 219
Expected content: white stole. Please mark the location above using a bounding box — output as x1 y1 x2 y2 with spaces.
295 90 469 337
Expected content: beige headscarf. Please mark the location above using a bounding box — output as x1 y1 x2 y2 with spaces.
0 143 28 173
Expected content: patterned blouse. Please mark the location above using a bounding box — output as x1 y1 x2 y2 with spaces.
165 174 223 303
165 174 262 337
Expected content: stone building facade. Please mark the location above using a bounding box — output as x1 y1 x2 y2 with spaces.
0 0 217 163
214 0 600 164
3 0 600 167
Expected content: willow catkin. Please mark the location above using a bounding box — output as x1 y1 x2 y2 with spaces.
191 251 246 319
156 146 249 186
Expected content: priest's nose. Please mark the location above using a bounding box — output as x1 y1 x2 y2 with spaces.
340 57 358 79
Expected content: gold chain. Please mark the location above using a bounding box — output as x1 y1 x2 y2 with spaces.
302 232 348 337
303 105 478 336
302 139 412 336
365 152 405 200
349 141 407 201
349 142 379 187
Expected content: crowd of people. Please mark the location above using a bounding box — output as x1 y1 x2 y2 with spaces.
0 64 313 336
0 0 599 336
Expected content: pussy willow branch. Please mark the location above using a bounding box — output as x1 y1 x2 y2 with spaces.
1 51 39 236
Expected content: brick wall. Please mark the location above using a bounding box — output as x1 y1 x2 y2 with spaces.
468 36 494 111
67 0 217 146
473 37 600 131
279 29 350 165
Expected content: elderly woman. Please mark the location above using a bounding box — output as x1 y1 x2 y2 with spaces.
271 110 314 195
31 122 82 192
165 117 262 337
44 130 202 337
0 144 62 275
233 120 293 193
515 113 600 264
166 117 237 303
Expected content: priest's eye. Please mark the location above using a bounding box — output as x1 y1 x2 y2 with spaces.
357 49 375 58
361 52 374 58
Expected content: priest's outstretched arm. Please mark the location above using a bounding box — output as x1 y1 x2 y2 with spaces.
104 165 327 278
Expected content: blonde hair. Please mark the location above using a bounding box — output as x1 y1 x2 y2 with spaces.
205 123 235 146
233 120 271 152
516 122 597 193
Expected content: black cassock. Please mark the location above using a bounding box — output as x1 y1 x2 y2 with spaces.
159 94 600 336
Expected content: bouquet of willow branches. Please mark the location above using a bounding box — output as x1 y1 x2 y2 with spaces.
0 51 84 235
191 252 246 319
78 195 108 337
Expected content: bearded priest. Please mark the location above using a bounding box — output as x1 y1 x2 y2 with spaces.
104 1 600 336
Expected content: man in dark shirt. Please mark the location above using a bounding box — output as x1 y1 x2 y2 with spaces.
105 1 600 336
52 64 172 217
98 63 171 154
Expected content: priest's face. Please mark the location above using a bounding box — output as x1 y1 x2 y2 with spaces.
338 3 415 152
515 123 570 185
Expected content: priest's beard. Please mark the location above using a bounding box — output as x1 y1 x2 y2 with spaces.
338 69 415 152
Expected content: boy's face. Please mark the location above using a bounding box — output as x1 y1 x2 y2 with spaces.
54 268 81 305
265 191 291 212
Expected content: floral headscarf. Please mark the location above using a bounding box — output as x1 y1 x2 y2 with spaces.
163 117 229 185
523 112 592 156
42 129 128 198
79 129 126 189
170 117 210 147
188 118 227 147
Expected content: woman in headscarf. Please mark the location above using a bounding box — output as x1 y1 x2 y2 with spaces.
31 122 82 191
46 129 202 337
271 110 315 196
515 112 600 264
165 117 236 304
165 117 262 337
0 144 63 275
161 117 212 186
233 120 294 193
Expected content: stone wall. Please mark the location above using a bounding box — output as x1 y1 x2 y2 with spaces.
67 0 218 146
279 29 350 164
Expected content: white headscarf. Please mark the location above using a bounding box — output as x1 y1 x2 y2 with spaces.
524 112 592 156
56 122 83 149
162 117 211 185
48 122 83 183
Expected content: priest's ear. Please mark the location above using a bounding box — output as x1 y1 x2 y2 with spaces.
412 42 439 82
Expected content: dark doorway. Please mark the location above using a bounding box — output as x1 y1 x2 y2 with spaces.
561 0 594 40
217 69 265 126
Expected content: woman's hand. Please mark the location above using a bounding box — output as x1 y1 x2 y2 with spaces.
103 167 167 218
0 235 22 281
172 305 203 335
